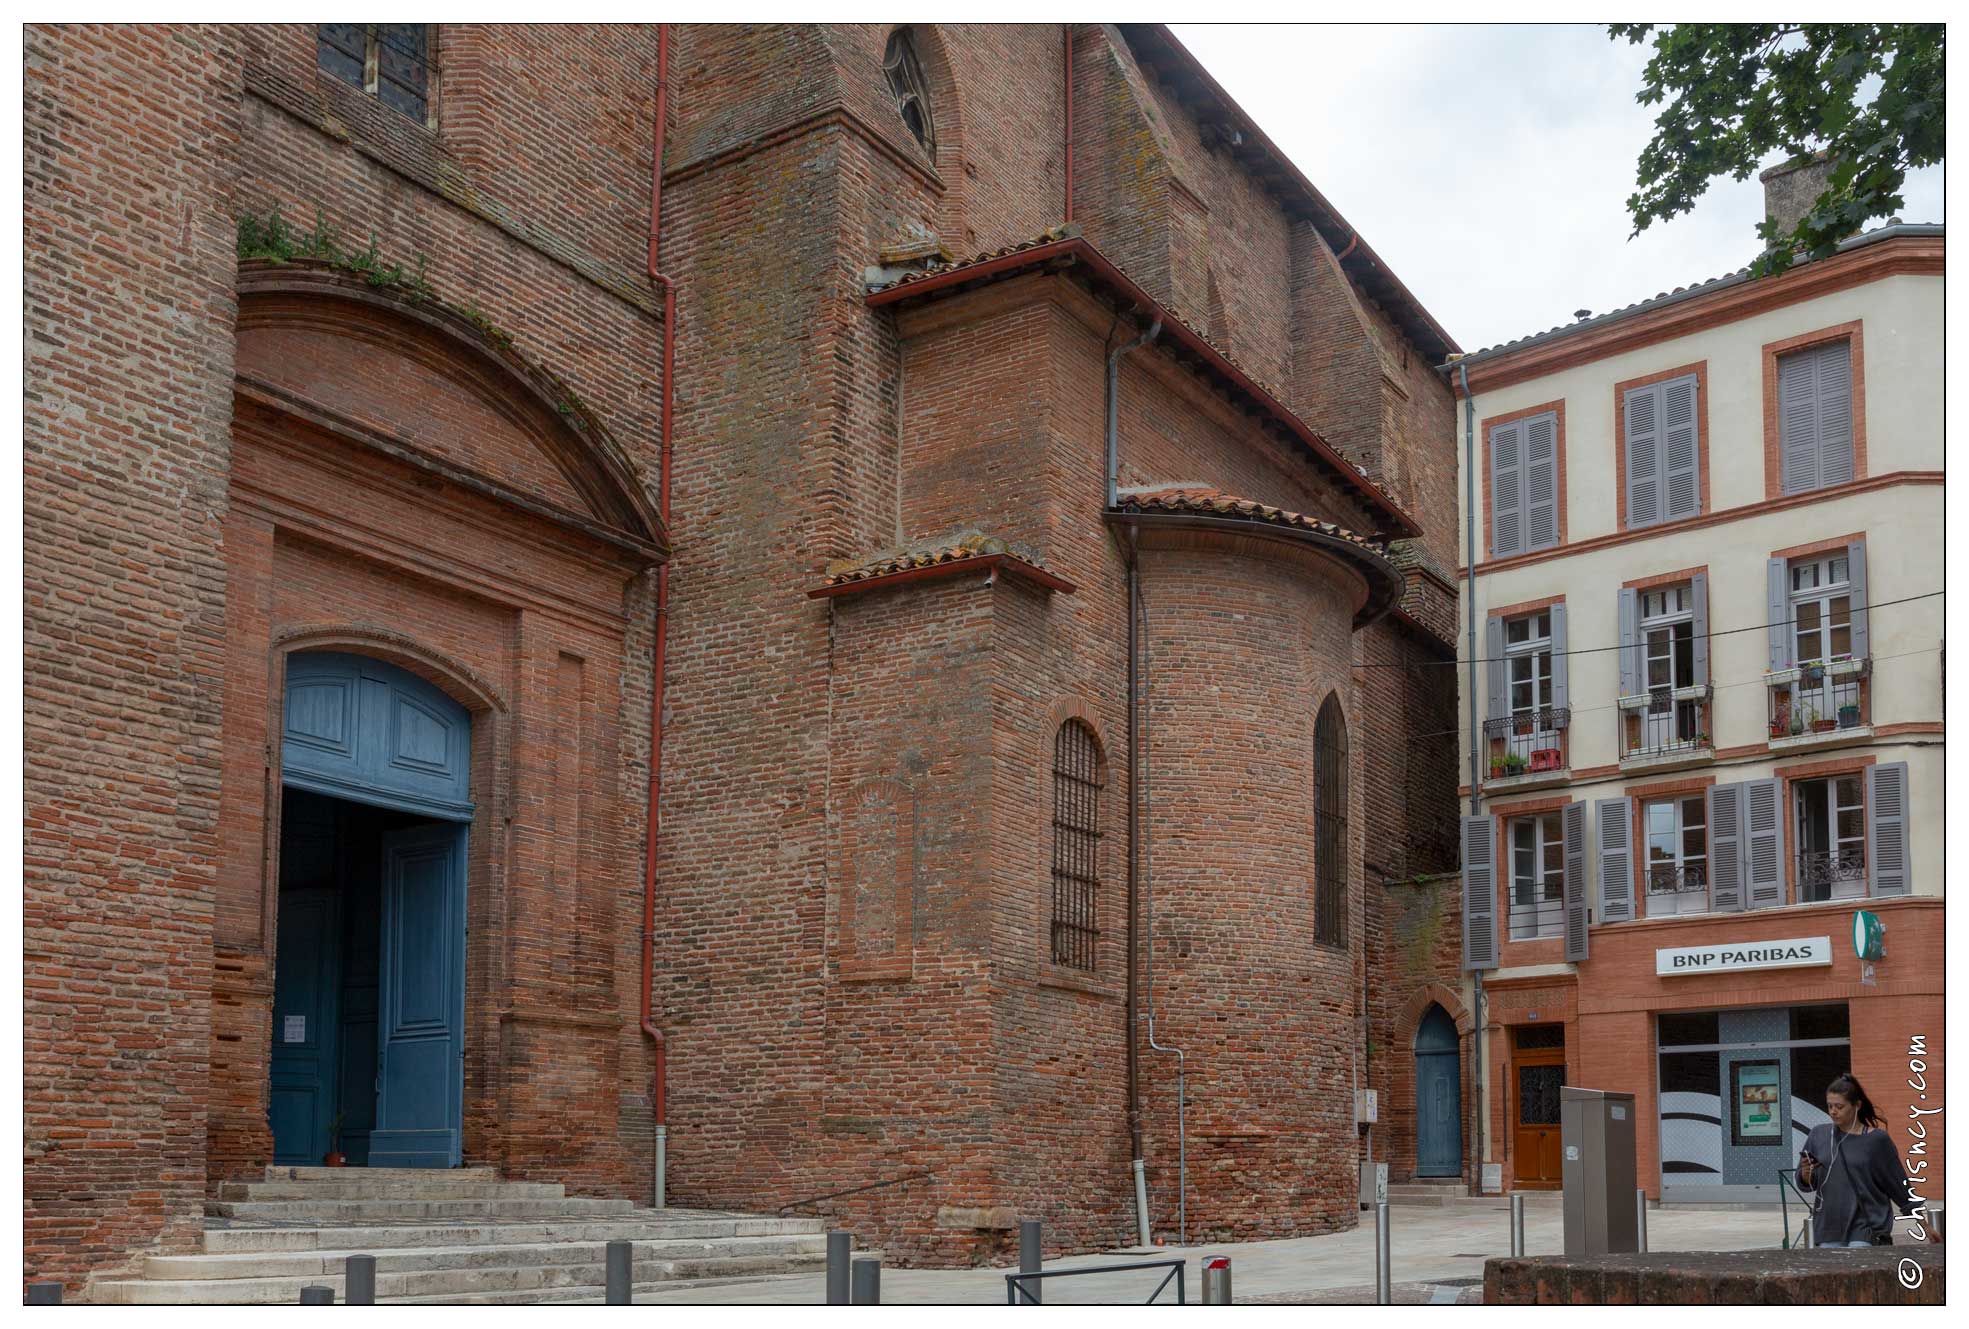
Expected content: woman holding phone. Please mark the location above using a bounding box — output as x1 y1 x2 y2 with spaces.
1796 1072 1922 1247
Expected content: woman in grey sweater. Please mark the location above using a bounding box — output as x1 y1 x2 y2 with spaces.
1796 1073 1919 1247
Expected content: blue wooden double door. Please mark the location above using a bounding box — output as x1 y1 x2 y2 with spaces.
271 653 472 1169
1414 1004 1464 1178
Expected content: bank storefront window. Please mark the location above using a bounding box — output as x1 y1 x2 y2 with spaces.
1657 1003 1850 1200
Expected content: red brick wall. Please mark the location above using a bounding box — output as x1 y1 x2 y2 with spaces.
25 21 1464 1283
23 22 246 1289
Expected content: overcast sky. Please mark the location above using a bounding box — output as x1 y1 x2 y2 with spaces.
1170 23 1945 354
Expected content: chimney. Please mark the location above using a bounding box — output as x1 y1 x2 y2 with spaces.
1759 151 1846 242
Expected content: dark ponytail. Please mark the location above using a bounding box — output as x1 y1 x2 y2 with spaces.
1828 1072 1884 1129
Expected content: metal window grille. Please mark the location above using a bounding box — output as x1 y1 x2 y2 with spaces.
1314 696 1348 947
1050 721 1102 970
882 29 936 154
317 24 430 124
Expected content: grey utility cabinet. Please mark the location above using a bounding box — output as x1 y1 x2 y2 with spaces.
1561 1085 1639 1256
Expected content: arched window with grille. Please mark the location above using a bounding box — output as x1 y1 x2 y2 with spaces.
1315 694 1349 947
1050 719 1103 970
882 28 937 155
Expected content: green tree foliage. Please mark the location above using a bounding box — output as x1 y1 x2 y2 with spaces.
1610 24 1943 275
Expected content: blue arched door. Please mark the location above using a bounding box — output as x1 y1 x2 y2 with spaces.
1415 1004 1463 1177
276 651 472 1168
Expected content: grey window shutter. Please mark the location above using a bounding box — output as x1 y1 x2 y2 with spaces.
1691 572 1710 688
1524 412 1559 551
1617 586 1641 697
1485 616 1506 724
1847 539 1869 660
1562 801 1589 962
1816 340 1855 486
1778 348 1821 493
1867 761 1910 897
1767 558 1792 670
1491 420 1524 558
1462 815 1499 970
1625 383 1661 528
1707 782 1745 912
1595 797 1634 923
1744 778 1784 910
1549 602 1569 713
1662 374 1700 519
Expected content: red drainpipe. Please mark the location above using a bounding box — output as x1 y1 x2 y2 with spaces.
1062 23 1074 223
642 21 676 1205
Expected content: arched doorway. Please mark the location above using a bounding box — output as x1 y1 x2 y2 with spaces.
1414 1003 1462 1177
272 651 473 1168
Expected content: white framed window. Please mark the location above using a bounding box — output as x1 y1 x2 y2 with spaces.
1643 795 1708 913
1789 554 1853 665
1795 774 1865 902
1639 585 1700 748
1505 610 1553 721
1508 811 1565 939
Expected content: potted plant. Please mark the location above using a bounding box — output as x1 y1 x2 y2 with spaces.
323 1111 346 1168
1838 703 1862 729
1801 659 1826 686
1490 758 1507 779
1694 731 1710 749
1501 752 1528 777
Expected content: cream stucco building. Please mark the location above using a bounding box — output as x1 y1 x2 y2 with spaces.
1442 174 1943 1211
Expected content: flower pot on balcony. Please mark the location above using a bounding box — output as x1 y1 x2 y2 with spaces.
1838 704 1861 729
1802 663 1825 685
1812 719 1836 733
1768 719 1788 739
1490 761 1506 779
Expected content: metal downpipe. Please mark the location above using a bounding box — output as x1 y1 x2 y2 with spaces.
1459 358 1485 1197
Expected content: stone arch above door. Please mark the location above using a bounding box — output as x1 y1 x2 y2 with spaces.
234 261 665 556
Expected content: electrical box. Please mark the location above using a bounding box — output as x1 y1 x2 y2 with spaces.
1358 1161 1387 1208
1561 1085 1640 1256
1355 1089 1378 1124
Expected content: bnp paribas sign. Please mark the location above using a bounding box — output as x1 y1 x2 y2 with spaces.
1655 936 1832 977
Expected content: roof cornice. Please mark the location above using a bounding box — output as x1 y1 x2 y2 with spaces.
1445 229 1943 397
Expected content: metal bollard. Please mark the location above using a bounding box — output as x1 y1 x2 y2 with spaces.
825 1231 853 1306
1509 1193 1525 1257
298 1286 335 1305
605 1239 633 1305
344 1254 376 1306
1635 1189 1649 1254
1019 1218 1043 1305
1374 1201 1391 1305
25 1283 63 1306
1201 1256 1233 1305
851 1254 882 1305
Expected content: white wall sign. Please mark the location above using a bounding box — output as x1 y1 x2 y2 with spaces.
1655 936 1832 977
283 1014 306 1043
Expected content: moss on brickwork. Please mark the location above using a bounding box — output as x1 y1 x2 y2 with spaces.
236 205 436 301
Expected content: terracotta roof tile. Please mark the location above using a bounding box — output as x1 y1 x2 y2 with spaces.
815 532 1070 596
1114 485 1387 555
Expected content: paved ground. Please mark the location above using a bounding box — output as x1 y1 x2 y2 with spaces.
622 1198 1788 1305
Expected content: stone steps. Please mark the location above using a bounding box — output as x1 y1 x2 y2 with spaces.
207 1196 639 1222
93 1251 830 1304
202 1213 817 1254
90 1169 831 1305
221 1179 569 1202
147 1233 823 1281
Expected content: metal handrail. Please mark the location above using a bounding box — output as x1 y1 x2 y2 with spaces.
1778 1167 1817 1249
1483 706 1571 738
1005 1258 1187 1305
776 1171 933 1215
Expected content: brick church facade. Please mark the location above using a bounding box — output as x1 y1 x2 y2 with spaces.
23 23 1466 1288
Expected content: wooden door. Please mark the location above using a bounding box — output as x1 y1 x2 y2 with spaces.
370 821 468 1168
1514 1046 1566 1188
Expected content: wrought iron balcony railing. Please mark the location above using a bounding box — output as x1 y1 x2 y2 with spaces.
1620 689 1712 762
1797 847 1867 903
1767 657 1870 740
1483 706 1570 778
1646 863 1709 914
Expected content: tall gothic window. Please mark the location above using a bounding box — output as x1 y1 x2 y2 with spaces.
318 25 432 124
1314 694 1349 947
1050 720 1102 970
882 28 936 154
